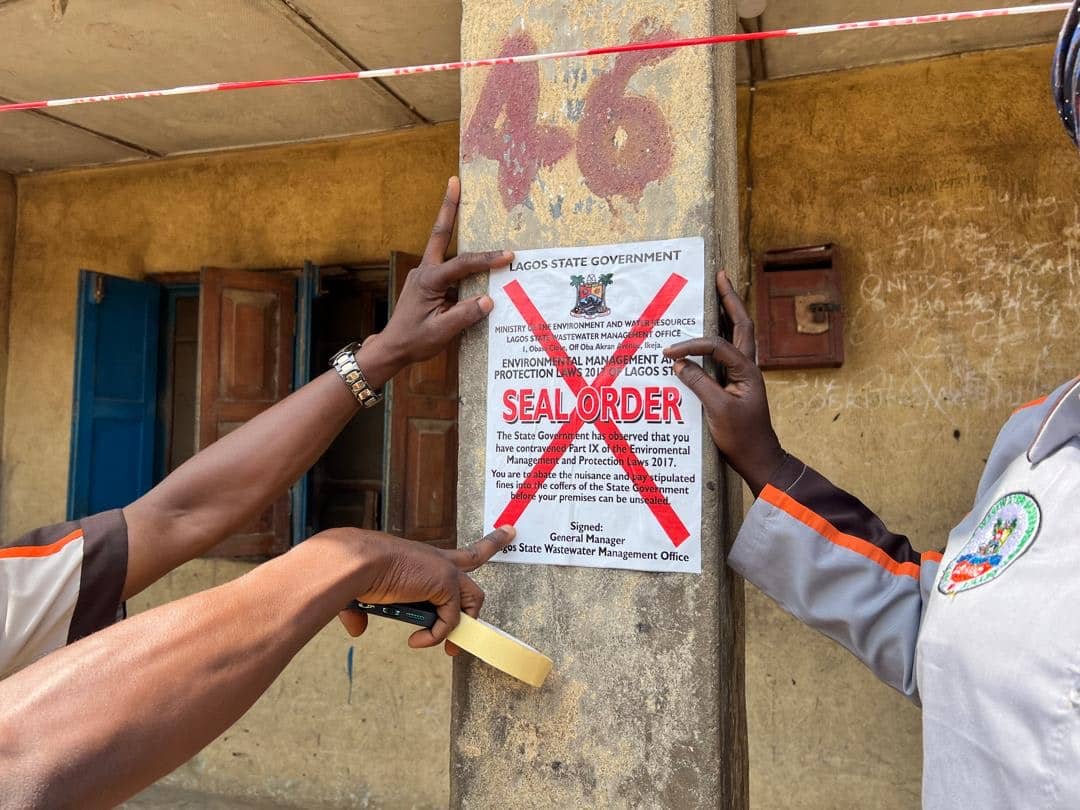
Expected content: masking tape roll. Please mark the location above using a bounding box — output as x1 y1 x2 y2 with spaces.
447 614 553 687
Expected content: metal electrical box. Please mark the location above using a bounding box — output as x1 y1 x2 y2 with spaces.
755 244 843 370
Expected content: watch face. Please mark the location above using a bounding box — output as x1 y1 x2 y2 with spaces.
331 343 361 366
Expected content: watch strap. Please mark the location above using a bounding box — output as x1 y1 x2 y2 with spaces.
330 342 383 408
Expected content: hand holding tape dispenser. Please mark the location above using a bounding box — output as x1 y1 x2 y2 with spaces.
350 600 553 688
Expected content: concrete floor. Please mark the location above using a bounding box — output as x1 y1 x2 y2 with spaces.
122 784 347 809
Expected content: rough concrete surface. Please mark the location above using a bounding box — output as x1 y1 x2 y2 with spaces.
123 782 342 809
452 1 746 808
0 172 14 492
741 44 1080 810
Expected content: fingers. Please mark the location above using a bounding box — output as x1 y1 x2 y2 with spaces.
460 574 486 618
447 574 486 657
664 336 719 361
730 318 755 362
709 334 757 376
409 587 461 649
429 250 513 288
444 526 516 572
664 335 750 374
716 272 755 360
433 294 495 338
422 177 461 266
671 357 726 404
338 609 368 638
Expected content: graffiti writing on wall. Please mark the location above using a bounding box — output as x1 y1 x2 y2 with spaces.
462 20 676 210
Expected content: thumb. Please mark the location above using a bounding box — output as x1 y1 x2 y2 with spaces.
435 295 494 337
338 609 368 638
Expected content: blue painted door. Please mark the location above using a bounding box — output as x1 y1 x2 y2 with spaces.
67 271 161 519
291 260 319 543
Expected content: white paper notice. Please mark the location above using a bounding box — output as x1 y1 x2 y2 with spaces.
483 237 704 574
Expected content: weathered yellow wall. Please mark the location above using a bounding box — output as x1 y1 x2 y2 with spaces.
0 172 15 489
743 44 1079 810
3 123 459 540
2 124 460 808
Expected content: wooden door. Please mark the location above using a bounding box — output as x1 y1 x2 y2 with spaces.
198 267 296 557
383 252 459 548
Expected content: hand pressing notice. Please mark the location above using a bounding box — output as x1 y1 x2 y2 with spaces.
663 272 786 496
336 526 515 656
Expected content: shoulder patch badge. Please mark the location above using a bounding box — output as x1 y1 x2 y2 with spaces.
938 492 1041 595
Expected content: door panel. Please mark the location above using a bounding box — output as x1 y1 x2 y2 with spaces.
384 252 459 548
409 351 453 395
198 267 295 558
406 418 456 533
68 271 160 519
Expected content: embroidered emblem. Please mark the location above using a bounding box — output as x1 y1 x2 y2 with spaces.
938 492 1041 595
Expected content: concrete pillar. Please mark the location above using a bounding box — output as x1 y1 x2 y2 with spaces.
0 173 14 474
453 2 745 807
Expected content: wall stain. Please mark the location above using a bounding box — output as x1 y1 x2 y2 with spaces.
346 645 355 705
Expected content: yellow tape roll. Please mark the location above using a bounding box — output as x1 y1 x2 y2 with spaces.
447 614 553 687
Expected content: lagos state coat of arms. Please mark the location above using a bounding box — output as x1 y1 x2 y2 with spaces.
569 273 613 319
938 492 1041 595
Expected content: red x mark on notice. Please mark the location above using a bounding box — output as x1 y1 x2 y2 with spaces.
495 274 691 547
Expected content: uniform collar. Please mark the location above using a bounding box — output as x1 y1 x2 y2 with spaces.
1028 377 1080 465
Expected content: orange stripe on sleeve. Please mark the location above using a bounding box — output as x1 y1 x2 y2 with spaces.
1013 395 1048 415
0 529 83 559
922 550 944 564
760 485 922 580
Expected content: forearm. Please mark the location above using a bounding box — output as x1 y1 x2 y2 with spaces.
0 531 375 809
729 456 938 700
124 335 397 597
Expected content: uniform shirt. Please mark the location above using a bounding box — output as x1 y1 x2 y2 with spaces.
0 510 128 679
730 375 1080 808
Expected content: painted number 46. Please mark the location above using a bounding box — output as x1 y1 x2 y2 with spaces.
462 20 677 210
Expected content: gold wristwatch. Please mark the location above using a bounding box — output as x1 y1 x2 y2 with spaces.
330 342 383 408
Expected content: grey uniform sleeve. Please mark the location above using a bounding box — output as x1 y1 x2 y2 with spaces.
0 510 128 678
728 455 941 703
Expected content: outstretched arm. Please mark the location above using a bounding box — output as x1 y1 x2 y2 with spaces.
665 273 941 700
122 177 512 599
0 526 512 809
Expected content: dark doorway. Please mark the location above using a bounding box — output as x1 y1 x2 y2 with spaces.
307 266 389 534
